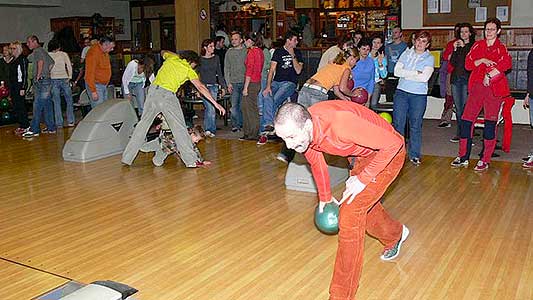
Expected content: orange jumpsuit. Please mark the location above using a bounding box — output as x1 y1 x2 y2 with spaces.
305 100 406 300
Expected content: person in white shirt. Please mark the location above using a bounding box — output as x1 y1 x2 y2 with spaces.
48 39 74 127
122 57 155 117
317 35 353 71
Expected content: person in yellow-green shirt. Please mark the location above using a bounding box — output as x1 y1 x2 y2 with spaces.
122 50 225 168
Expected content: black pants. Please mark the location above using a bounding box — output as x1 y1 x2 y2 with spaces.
385 74 399 103
9 83 29 128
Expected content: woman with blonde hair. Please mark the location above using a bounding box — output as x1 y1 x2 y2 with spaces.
297 47 360 108
8 41 30 134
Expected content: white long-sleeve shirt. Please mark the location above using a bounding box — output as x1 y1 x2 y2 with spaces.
49 51 73 79
122 60 155 95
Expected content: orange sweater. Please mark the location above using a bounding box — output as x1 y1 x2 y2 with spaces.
84 44 111 92
304 100 404 201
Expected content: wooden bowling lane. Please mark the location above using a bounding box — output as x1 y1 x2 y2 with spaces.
0 259 69 300
0 125 532 299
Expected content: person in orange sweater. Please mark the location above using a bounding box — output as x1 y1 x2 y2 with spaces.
450 18 512 172
274 100 409 300
84 36 114 108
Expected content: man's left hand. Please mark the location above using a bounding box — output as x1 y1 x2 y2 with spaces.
338 175 366 205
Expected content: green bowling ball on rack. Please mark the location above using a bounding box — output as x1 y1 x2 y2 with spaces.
0 98 10 110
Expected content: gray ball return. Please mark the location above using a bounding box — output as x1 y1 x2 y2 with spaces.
63 99 138 162
285 153 349 193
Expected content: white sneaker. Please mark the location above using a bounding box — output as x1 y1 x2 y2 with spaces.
22 131 39 138
205 131 215 138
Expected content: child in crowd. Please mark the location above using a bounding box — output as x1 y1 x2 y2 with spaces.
141 113 211 167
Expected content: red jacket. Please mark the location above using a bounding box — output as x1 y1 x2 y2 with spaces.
465 39 512 97
245 47 264 83
304 101 404 201
443 39 457 73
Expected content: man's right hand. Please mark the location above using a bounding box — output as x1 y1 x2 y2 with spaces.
262 86 272 97
91 91 98 101
318 197 340 213
227 83 233 94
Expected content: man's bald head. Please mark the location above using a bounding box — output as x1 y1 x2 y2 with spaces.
274 102 312 129
274 102 314 153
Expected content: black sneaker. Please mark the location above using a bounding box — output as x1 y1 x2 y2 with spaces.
410 157 421 166
438 122 451 128
449 136 460 143
522 153 533 163
231 127 241 132
450 157 469 168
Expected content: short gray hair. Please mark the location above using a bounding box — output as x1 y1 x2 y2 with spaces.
274 102 311 128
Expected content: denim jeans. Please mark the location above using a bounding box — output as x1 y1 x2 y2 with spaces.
393 89 427 160
31 79 55 133
201 84 219 133
297 86 328 108
263 81 297 127
128 81 146 116
370 81 382 109
51 78 74 126
258 77 267 132
85 82 108 109
230 82 244 129
451 77 469 137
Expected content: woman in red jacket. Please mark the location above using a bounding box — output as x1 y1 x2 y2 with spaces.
240 32 264 141
450 18 512 172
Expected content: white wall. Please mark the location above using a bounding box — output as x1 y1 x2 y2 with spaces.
0 0 130 43
402 0 533 29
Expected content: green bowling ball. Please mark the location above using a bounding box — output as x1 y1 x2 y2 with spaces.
1 111 11 122
0 98 9 110
379 112 393 124
314 202 340 235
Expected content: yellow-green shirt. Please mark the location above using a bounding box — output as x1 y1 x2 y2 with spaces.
152 52 198 93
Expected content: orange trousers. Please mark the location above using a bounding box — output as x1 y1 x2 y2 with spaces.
329 146 405 300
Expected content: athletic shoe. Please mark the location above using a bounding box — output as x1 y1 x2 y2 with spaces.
522 153 533 163
381 225 410 261
450 157 469 168
67 123 75 127
22 131 39 138
257 135 268 145
522 161 533 169
262 125 275 135
474 161 489 172
231 127 241 132
152 151 166 167
205 131 215 138
438 122 451 128
42 128 56 134
410 157 421 166
449 136 460 143
238 135 249 141
276 153 288 164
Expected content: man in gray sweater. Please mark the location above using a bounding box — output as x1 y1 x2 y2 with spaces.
224 32 247 132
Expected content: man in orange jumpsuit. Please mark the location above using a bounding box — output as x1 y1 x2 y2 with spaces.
274 100 409 300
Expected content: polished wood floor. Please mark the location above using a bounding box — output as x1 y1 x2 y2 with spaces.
0 126 532 300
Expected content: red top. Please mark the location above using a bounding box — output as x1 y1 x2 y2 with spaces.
443 39 457 73
465 39 512 97
245 47 264 83
304 100 404 201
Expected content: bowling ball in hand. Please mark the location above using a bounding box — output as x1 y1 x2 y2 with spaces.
350 88 369 104
314 202 339 235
